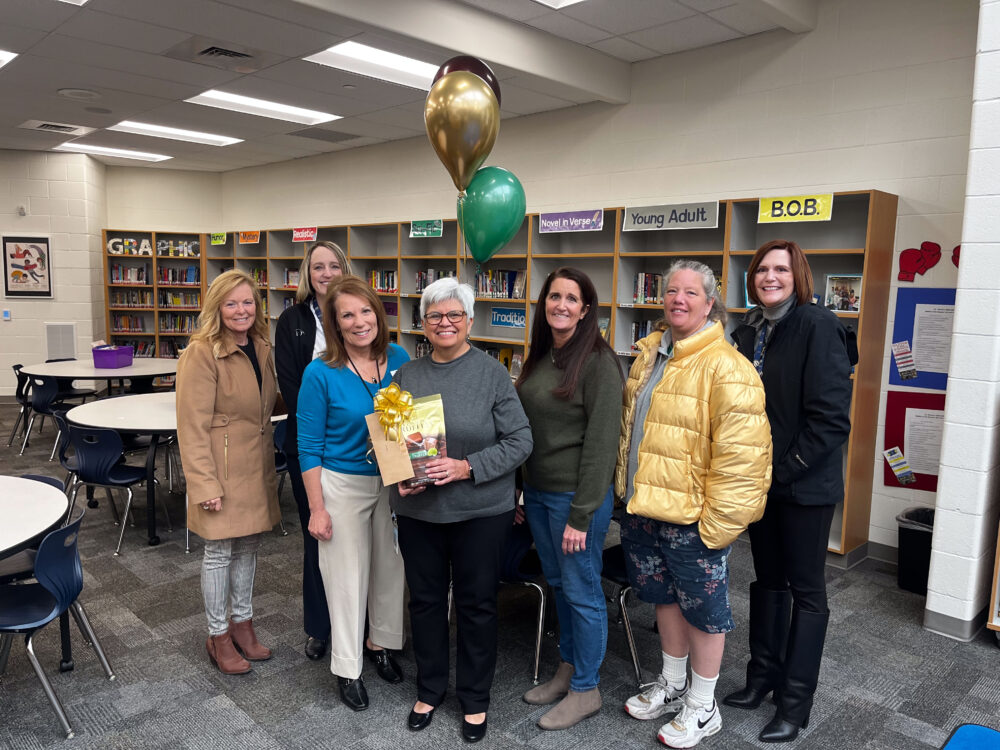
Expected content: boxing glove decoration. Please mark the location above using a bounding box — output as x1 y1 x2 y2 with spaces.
897 241 943 281
952 245 960 267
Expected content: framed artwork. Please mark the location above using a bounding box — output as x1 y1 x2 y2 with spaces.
4 236 52 298
823 274 861 312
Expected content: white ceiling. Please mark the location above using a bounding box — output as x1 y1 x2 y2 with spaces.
0 0 810 172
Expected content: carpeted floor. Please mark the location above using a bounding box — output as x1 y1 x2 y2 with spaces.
2 401 999 749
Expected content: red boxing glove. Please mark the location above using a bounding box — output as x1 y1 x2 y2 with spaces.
918 241 941 274
952 245 960 267
898 247 927 281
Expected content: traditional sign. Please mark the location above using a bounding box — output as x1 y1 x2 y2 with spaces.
538 210 604 233
490 307 526 328
210 232 227 245
623 202 719 231
410 220 443 238
238 231 260 244
758 194 833 223
292 227 317 243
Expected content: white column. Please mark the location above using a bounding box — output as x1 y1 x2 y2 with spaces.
924 0 1000 641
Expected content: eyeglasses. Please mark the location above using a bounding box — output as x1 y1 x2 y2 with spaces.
424 310 467 325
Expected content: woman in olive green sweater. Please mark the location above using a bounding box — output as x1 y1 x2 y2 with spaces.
515 267 623 731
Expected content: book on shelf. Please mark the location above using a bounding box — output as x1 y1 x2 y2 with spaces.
110 289 152 308
633 272 663 304
631 319 655 348
283 297 294 311
498 348 514 370
415 337 433 359
249 267 267 286
368 269 398 293
285 269 301 287
111 313 147 332
115 339 155 357
110 263 150 285
509 353 523 380
415 268 455 292
474 269 526 299
598 316 610 340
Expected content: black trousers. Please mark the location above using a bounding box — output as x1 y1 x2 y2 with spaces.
397 509 514 714
748 501 836 614
287 453 331 641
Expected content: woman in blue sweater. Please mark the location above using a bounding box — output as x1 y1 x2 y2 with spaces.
297 276 409 712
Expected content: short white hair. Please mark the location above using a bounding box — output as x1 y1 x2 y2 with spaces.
420 277 475 320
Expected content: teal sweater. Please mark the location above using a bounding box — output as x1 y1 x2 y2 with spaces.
518 349 623 531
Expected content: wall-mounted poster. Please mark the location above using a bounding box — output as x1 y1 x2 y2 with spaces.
4 235 52 298
889 287 955 390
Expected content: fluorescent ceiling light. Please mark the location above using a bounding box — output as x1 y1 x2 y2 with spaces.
108 120 242 146
56 0 90 5
531 0 587 7
304 41 438 90
0 50 18 70
54 142 172 162
185 89 340 125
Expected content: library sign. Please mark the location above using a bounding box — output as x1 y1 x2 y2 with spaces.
538 209 604 233
292 227 317 242
759 194 833 223
491 307 526 329
623 202 719 231
410 220 443 238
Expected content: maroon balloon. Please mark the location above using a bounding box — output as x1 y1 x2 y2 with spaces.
433 55 501 107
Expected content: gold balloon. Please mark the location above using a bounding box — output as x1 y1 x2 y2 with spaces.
424 71 500 192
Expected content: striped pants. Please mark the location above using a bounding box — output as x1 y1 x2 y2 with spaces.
202 534 262 636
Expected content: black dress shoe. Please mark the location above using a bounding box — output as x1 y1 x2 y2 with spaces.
337 676 369 712
364 644 403 683
461 717 487 743
759 715 808 743
304 637 327 661
407 706 435 731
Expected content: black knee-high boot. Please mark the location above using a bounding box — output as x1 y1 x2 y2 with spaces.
759 606 829 743
723 583 792 710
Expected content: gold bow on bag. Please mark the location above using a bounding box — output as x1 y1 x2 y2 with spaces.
374 383 414 443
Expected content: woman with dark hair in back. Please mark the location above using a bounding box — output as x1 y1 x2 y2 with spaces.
724 240 852 743
514 267 622 730
275 241 352 662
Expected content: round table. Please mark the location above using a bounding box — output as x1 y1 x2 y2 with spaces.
20 358 178 396
0 476 69 559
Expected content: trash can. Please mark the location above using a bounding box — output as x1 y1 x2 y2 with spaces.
896 507 934 595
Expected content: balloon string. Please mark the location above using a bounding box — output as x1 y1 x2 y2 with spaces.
458 193 468 263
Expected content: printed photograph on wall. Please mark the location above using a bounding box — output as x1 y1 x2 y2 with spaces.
823 274 861 312
4 236 52 298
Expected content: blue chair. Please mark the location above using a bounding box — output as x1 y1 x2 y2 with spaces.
20 374 71 458
6 364 32 447
0 511 116 739
45 357 98 403
65 425 148 556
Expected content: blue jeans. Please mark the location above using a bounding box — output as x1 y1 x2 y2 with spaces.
523 484 613 691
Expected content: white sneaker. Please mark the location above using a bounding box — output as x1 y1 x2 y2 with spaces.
657 696 721 748
624 677 688 720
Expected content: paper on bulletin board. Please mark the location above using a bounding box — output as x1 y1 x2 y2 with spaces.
883 391 946 491
889 288 955 390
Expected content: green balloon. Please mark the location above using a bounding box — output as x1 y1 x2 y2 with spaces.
458 166 526 264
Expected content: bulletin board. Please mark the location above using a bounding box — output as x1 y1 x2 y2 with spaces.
888 287 955 390
883 390 946 491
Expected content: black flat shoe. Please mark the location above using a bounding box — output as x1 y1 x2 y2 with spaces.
337 676 369 712
304 637 327 661
462 716 487 743
408 706 435 731
364 644 403 683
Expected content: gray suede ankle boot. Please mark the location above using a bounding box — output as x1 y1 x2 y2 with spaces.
523 661 574 705
537 687 602 730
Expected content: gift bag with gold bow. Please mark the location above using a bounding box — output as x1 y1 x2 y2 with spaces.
364 383 416 485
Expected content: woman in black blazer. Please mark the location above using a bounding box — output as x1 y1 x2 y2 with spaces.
724 240 853 743
275 241 352 661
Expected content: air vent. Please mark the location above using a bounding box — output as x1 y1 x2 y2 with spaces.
291 128 359 144
199 46 252 60
18 120 95 137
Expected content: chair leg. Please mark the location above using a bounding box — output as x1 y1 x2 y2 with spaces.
618 586 642 688
70 601 116 681
66 482 83 524
525 581 546 685
49 428 61 462
166 447 174 493
158 494 174 532
115 488 135 556
104 488 121 525
37 414 46 435
0 634 12 674
24 634 75 739
185 494 191 554
5 405 26 447
20 412 37 455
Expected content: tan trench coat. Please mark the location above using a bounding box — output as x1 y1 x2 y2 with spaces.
176 334 280 541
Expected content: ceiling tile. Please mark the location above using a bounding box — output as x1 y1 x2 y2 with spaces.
453 0 551 22
708 5 779 35
1 0 78 32
321 117 423 140
54 9 193 54
525 12 611 45
253 60 426 111
589 36 662 63
563 0 696 36
626 14 741 55
498 82 575 116
676 0 736 12
0 24 50 53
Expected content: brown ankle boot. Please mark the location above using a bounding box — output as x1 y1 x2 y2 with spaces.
206 631 251 674
229 618 272 661
523 662 574 705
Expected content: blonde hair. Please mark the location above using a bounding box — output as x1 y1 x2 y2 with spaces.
321 276 390 367
296 241 352 303
190 269 269 357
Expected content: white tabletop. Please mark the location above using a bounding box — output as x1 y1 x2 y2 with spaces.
21 357 178 379
68 392 178 433
0 476 69 557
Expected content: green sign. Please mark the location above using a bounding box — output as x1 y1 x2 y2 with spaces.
410 220 443 238
210 232 227 245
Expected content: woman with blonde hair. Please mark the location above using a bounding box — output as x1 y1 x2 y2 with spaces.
297 276 409 711
275 241 352 661
177 268 281 675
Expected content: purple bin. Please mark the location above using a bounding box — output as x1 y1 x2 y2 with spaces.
92 345 134 369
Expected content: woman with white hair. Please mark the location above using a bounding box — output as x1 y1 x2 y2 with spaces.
392 277 533 743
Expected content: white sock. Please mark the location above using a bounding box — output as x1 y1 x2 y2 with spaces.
661 652 688 689
688 668 718 708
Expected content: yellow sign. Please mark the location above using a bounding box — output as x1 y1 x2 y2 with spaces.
758 194 833 223
238 231 260 244
210 232 226 245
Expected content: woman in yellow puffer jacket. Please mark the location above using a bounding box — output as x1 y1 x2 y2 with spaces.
617 260 771 750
